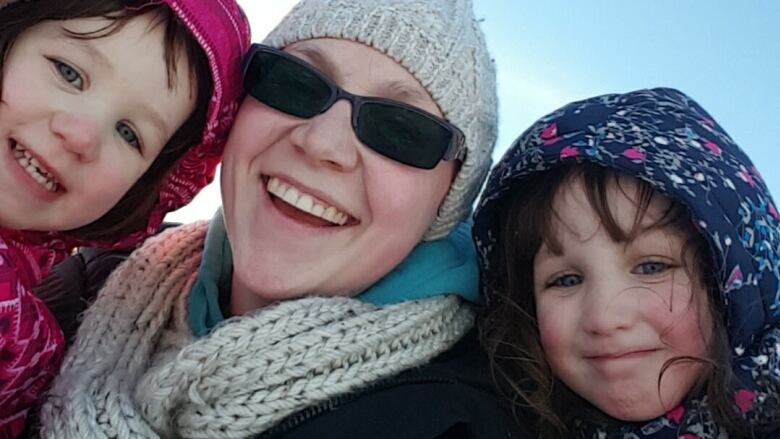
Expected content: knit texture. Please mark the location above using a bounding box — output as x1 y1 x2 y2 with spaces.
264 0 498 240
40 222 475 439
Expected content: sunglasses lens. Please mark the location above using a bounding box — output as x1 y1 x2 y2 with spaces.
244 51 331 118
357 102 454 169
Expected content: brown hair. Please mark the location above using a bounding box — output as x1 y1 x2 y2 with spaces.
480 163 752 437
0 0 213 241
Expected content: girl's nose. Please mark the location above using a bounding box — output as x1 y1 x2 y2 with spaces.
50 111 101 162
288 100 360 171
580 281 642 335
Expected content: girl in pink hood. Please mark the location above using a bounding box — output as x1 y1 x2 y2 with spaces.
0 0 249 435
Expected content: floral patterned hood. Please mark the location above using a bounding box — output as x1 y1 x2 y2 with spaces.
473 88 780 437
0 0 250 279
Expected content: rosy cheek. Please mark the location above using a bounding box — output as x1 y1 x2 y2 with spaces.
537 309 565 358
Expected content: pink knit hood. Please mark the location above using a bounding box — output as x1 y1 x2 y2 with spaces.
0 0 250 278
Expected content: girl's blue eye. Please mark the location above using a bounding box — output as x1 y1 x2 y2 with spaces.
549 274 582 288
634 261 669 275
54 60 83 90
116 122 141 151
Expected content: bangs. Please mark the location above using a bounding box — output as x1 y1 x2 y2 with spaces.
61 5 200 95
509 163 691 258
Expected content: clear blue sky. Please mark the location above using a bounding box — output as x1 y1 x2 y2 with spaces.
473 0 780 194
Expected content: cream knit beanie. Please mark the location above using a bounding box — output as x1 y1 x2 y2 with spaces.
264 0 498 240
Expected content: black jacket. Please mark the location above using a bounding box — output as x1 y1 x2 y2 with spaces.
256 329 531 439
35 245 531 439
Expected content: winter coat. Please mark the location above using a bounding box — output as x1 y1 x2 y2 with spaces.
473 87 780 437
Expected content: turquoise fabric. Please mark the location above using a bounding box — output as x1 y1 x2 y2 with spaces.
357 221 478 305
188 209 479 336
189 210 233 337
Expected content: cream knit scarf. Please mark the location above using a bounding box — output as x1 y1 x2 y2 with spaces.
40 222 475 439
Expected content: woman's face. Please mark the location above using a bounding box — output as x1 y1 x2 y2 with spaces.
221 38 456 314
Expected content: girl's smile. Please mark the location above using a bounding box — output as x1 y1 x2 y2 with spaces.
533 175 711 421
0 13 195 231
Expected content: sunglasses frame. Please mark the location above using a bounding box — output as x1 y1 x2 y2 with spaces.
242 44 467 168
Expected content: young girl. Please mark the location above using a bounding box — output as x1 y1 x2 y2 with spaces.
0 0 249 435
474 88 780 437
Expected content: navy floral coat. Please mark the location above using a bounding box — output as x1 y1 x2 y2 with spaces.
473 88 780 438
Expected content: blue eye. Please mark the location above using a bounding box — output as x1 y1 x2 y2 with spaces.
549 274 582 288
53 60 83 90
116 122 141 151
634 261 669 275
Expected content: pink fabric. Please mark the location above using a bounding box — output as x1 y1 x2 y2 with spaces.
0 0 250 435
0 238 64 438
5 0 251 252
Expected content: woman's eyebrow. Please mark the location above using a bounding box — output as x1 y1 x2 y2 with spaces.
383 79 430 106
290 45 339 80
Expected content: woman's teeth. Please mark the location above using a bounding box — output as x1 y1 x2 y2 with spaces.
266 177 349 226
12 143 60 192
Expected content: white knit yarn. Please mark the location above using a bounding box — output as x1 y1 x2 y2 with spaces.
40 222 475 439
264 0 498 240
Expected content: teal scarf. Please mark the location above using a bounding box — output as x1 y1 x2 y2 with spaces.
189 209 479 336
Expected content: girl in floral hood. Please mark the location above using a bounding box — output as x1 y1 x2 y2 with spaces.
473 88 780 438
0 0 249 435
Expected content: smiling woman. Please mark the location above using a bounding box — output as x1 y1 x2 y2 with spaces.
39 1 531 438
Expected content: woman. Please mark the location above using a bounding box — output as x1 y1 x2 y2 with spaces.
40 0 530 438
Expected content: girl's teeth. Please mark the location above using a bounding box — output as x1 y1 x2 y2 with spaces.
11 143 60 192
266 177 350 226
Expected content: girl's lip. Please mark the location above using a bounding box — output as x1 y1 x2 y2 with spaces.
5 140 62 201
10 138 67 192
586 349 658 360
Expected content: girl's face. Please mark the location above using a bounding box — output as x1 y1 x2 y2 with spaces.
0 13 195 231
221 38 456 314
532 176 712 421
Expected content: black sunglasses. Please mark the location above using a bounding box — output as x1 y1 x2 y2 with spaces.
242 44 465 170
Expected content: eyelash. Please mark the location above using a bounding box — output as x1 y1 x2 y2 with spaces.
544 260 674 289
52 58 84 90
50 58 143 152
116 122 142 152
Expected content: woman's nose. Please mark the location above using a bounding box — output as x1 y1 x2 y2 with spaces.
288 100 360 171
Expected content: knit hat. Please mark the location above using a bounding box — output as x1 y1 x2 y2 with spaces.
264 0 498 240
